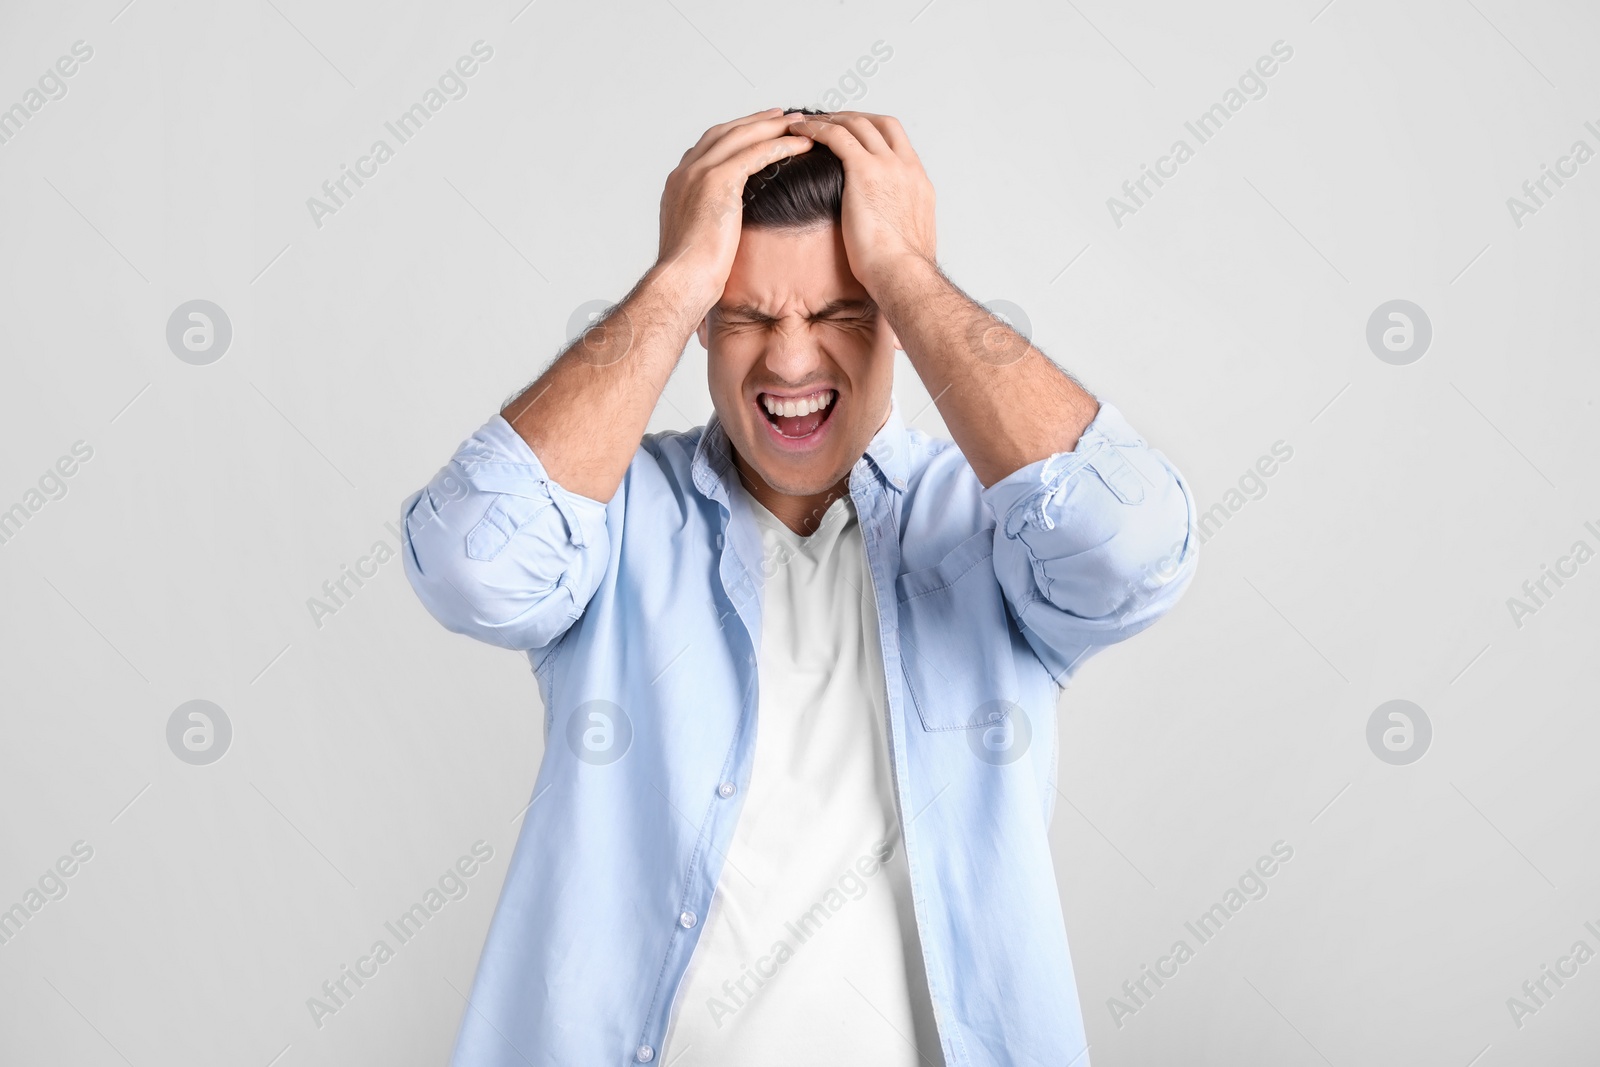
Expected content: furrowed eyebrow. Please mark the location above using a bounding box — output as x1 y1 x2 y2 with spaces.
715 299 878 324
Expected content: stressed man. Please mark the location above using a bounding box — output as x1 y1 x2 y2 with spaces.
401 107 1198 1067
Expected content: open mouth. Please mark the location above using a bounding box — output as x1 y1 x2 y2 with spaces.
757 388 838 443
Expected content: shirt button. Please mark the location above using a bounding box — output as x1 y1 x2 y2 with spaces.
718 782 736 799
635 1045 655 1063
679 909 697 929
716 534 724 548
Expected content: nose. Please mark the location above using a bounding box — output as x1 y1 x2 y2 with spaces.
761 317 826 386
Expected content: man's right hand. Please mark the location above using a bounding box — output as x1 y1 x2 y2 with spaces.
654 108 816 318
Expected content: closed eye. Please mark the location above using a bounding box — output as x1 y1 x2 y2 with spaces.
714 300 878 329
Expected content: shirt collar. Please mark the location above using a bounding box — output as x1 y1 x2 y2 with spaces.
690 394 911 503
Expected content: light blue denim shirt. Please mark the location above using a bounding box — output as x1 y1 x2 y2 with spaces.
400 397 1198 1067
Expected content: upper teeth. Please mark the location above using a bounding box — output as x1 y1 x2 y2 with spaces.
763 390 835 417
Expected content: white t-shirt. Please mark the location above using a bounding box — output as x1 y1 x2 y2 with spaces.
661 486 943 1066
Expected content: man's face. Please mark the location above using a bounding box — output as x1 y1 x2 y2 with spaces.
699 223 899 499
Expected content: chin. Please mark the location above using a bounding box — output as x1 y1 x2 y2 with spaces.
726 424 848 494
760 467 849 498
737 444 848 496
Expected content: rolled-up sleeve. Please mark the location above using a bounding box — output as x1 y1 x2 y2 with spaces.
981 402 1198 684
400 414 611 652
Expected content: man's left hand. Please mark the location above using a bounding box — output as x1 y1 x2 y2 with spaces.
785 111 937 299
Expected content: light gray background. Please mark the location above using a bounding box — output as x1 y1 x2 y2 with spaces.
2 0 1596 1064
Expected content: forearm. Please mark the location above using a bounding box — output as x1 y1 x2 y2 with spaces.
874 254 1099 487
501 263 708 502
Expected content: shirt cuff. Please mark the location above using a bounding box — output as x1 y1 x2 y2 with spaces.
455 414 610 551
982 403 1150 538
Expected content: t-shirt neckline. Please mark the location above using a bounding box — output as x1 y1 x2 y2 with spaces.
739 482 854 547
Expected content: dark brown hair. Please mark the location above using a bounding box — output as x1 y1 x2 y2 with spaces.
740 107 843 230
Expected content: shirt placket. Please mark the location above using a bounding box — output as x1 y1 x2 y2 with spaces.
850 466 959 1066
634 494 766 1064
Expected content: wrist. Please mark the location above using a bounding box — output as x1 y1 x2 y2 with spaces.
644 259 723 326
863 251 945 312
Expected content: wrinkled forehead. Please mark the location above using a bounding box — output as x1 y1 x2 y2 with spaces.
718 223 872 318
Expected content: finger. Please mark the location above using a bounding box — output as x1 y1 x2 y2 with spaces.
721 134 817 182
858 113 919 162
680 108 785 167
696 113 815 171
816 112 893 156
681 108 784 167
785 115 872 165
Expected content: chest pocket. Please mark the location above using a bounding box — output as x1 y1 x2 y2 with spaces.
894 527 1021 731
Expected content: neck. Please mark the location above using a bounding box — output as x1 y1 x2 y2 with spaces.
732 455 850 537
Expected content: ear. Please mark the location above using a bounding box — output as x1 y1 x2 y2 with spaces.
888 327 903 353
696 316 709 351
